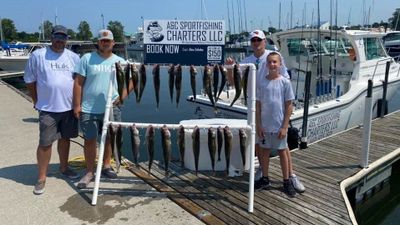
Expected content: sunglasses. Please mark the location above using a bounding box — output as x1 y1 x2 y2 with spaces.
52 34 68 41
251 38 263 43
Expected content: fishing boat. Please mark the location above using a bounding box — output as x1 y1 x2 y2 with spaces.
0 42 47 71
383 31 400 61
186 29 400 144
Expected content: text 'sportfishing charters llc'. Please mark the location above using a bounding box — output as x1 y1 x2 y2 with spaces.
143 20 226 65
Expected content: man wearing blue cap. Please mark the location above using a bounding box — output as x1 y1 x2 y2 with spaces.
24 25 80 195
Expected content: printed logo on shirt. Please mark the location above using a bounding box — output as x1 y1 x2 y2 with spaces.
50 62 70 71
93 64 116 73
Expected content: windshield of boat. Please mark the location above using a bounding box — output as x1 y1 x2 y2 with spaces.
287 37 352 56
363 37 387 60
383 33 400 42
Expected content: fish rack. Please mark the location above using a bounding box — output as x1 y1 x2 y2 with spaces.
91 63 257 213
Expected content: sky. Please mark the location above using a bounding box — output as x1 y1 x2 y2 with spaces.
1 0 399 34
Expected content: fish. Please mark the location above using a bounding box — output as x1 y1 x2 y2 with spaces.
242 66 250 106
213 64 219 102
217 65 227 101
174 64 182 107
130 63 139 101
115 62 125 104
115 124 123 172
168 64 175 103
203 65 216 110
130 124 140 166
161 125 172 177
177 125 185 167
230 64 242 107
152 64 160 109
145 125 155 174
107 123 116 161
192 126 200 176
190 65 197 100
138 64 146 103
124 63 131 98
207 127 217 172
223 126 233 175
217 126 223 161
239 128 247 168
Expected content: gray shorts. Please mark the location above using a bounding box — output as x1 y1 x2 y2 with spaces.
39 110 78 147
80 106 121 140
259 132 288 150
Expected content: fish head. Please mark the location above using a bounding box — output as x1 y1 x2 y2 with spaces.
131 124 139 135
140 64 146 73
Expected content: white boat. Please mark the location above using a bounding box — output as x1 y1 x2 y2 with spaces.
187 29 400 144
0 42 47 71
383 31 400 61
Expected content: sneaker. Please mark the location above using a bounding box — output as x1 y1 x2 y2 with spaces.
33 180 46 195
61 167 80 179
255 168 263 181
254 177 270 190
290 174 305 193
101 167 117 179
77 173 94 189
283 179 296 197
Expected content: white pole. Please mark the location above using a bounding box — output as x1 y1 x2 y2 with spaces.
247 64 256 213
361 80 373 168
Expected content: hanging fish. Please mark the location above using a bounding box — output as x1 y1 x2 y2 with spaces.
217 65 227 101
168 64 175 103
107 123 116 162
124 63 131 98
217 126 223 161
130 63 139 101
208 127 217 173
115 62 125 104
115 124 123 172
203 65 216 110
239 128 247 168
190 65 197 101
223 126 233 175
213 64 219 102
137 64 146 103
145 125 155 174
192 126 200 176
161 125 172 177
242 66 250 106
152 64 160 109
177 125 185 167
130 124 140 166
230 64 242 107
174 64 182 108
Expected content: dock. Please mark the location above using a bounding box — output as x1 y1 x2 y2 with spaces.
0 71 24 79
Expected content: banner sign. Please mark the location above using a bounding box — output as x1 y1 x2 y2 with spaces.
143 20 225 65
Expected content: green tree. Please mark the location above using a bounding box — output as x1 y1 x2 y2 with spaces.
1 18 18 41
107 21 124 42
77 21 93 40
388 8 400 31
17 31 39 42
67 29 76 40
38 20 53 40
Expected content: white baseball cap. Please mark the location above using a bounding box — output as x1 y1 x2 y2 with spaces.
249 30 266 40
98 29 114 40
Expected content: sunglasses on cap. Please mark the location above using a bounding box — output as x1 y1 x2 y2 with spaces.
52 33 68 41
251 38 263 43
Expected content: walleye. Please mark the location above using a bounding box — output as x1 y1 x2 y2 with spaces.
146 125 155 174
124 63 131 98
217 126 223 161
223 126 233 175
213 64 219 102
138 64 146 103
217 65 227 101
203 65 216 109
239 128 247 168
192 126 200 176
130 63 139 101
130 124 140 166
168 64 175 103
230 64 242 107
161 125 172 177
174 64 182 107
190 65 197 100
152 64 160 109
207 127 217 173
107 124 116 162
177 125 185 167
115 62 125 104
242 66 250 106
115 124 123 172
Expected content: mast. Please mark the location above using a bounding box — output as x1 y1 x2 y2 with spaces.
290 0 293 29
237 0 242 32
227 0 231 33
243 0 248 32
0 18 4 42
231 0 236 34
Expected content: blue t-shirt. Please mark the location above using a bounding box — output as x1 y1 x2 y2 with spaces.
75 51 125 114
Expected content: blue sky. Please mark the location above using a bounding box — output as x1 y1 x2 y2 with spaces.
1 0 399 34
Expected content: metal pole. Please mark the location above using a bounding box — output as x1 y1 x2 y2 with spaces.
361 80 373 168
380 61 390 118
300 71 312 149
247 64 256 213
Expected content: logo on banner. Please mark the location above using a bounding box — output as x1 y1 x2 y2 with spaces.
146 21 164 42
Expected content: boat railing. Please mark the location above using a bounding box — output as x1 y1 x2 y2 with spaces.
372 57 393 80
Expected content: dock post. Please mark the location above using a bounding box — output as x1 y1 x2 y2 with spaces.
300 71 312 149
247 63 256 213
379 61 390 118
361 79 373 168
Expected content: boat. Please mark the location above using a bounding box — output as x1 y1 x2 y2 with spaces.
0 42 47 71
186 29 400 144
383 31 400 61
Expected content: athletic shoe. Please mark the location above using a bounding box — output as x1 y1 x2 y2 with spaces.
290 174 305 193
101 167 117 179
283 179 296 197
77 173 94 189
255 177 270 190
33 180 46 195
61 167 80 179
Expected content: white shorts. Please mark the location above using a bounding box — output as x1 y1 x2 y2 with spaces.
258 132 288 150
